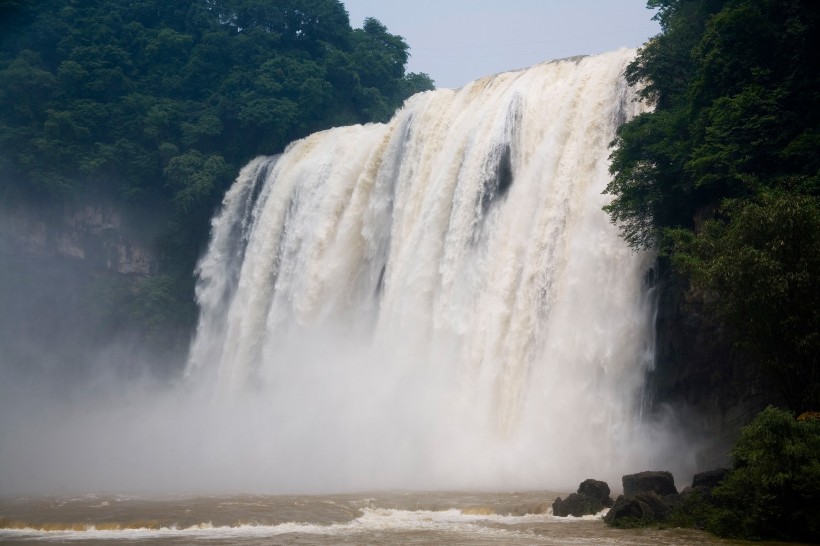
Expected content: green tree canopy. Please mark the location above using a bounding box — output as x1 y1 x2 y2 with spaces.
710 407 820 541
606 0 820 411
0 0 434 353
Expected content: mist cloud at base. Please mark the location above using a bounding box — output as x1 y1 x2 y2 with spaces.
0 52 707 498
0 323 701 497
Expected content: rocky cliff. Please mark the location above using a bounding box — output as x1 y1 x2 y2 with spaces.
0 198 170 377
646 264 782 467
1 200 159 276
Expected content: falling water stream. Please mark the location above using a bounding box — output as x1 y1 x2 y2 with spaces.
1 50 740 545
186 49 660 492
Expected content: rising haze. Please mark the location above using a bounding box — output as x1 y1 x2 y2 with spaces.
0 50 695 496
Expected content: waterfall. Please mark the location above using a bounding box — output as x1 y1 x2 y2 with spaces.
187 49 659 491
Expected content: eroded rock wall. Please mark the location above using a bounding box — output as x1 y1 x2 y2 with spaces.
1 200 158 276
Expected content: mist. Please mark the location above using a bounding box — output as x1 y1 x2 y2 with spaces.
0 322 699 497
0 51 701 497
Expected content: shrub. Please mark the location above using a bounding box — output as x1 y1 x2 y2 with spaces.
708 406 820 541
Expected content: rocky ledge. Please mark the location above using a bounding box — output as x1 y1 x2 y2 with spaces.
552 479 613 517
551 469 731 527
604 469 728 528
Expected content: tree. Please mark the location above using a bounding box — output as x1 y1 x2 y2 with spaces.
668 192 820 411
0 0 432 360
607 0 820 249
709 407 820 541
605 0 820 412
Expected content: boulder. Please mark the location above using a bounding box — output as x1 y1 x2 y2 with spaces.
552 478 613 517
604 495 645 524
622 471 677 497
634 491 673 520
691 468 729 490
552 493 599 517
681 468 730 502
605 471 680 528
603 491 672 526
578 478 613 507
661 492 684 510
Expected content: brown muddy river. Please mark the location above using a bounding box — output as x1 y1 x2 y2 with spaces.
0 491 806 545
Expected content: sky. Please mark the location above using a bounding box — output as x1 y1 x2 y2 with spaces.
342 0 661 89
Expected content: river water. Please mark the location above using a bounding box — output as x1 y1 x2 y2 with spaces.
0 491 803 545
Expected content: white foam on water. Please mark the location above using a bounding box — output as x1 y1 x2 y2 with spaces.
0 508 545 542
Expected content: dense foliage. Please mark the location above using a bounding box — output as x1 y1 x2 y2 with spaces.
708 407 820 541
648 408 820 541
606 0 820 412
0 0 432 203
0 0 433 356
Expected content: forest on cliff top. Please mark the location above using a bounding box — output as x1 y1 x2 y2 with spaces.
606 0 819 413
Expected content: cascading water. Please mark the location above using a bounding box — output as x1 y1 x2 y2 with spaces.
186 49 664 492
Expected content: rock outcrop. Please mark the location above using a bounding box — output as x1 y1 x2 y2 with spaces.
552 479 613 517
691 468 729 491
1 200 159 276
0 198 171 375
578 479 613 506
682 468 730 501
604 491 672 526
604 470 679 527
605 469 730 528
646 268 782 468
622 470 677 497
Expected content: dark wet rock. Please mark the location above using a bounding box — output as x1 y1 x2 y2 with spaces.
552 478 613 517
692 468 729 490
552 493 598 517
680 468 730 503
578 479 613 507
662 492 684 510
604 471 679 527
603 491 672 527
604 495 643 524
634 491 673 520
622 471 677 497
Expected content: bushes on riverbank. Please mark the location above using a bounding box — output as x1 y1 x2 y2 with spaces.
607 407 820 542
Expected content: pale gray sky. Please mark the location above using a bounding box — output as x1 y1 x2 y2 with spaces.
342 1 660 89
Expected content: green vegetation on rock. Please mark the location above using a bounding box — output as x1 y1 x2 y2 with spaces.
708 407 820 541
605 0 820 541
606 0 820 412
604 409 819 542
662 408 820 541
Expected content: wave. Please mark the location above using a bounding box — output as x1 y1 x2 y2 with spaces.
0 507 558 541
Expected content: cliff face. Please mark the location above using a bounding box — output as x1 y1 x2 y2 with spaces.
1 200 159 276
647 267 781 467
0 198 169 377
